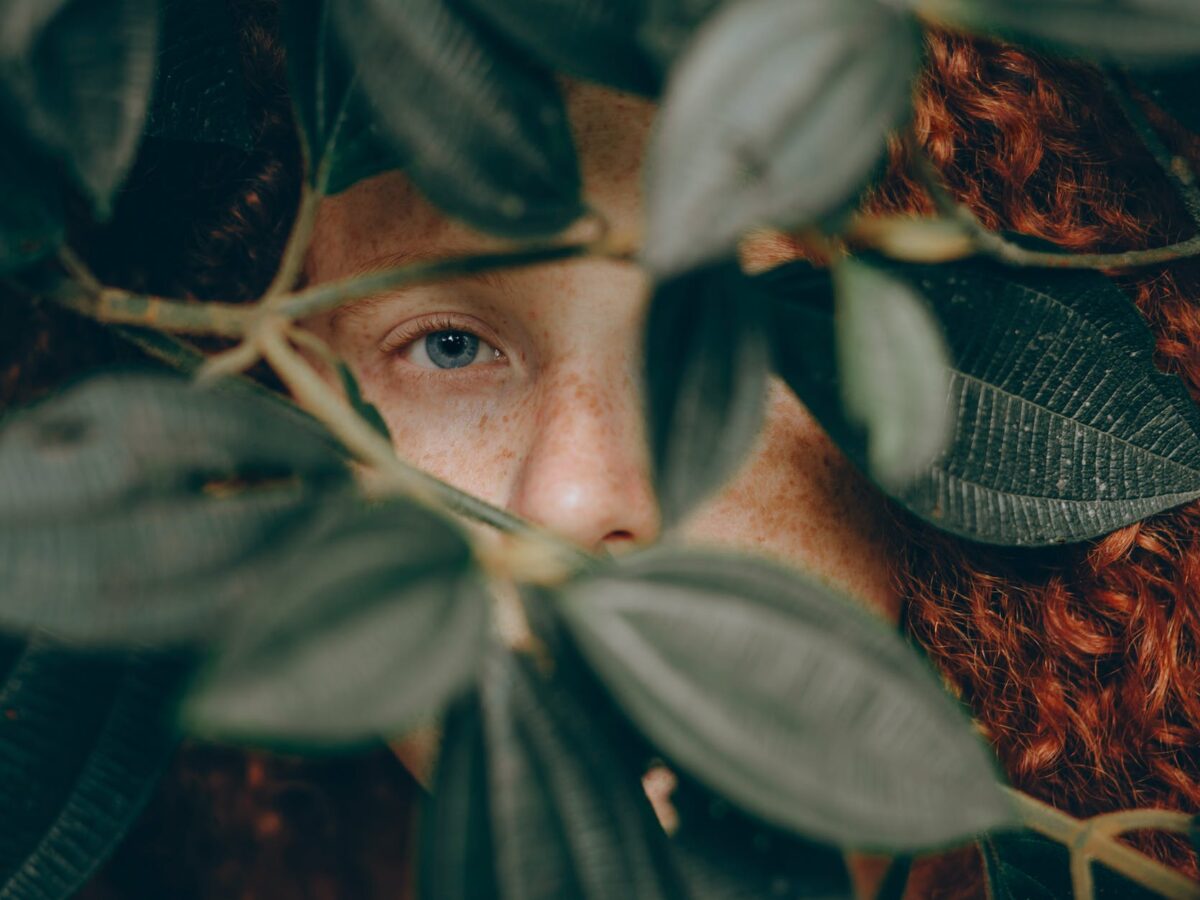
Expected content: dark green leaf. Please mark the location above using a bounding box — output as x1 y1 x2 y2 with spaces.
0 373 350 644
645 261 770 525
669 774 854 899
643 0 920 277
765 258 1200 546
144 0 252 150
917 0 1200 62
419 695 498 900
457 0 660 96
480 649 684 900
280 0 405 195
558 549 1014 849
833 258 951 490
182 499 485 749
0 137 62 274
1129 61 1200 134
333 0 584 236
0 639 182 900
338 363 391 440
0 0 160 216
982 831 1159 900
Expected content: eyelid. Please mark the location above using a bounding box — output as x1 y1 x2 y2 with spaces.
379 312 508 365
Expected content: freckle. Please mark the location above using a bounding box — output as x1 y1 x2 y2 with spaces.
477 414 489 429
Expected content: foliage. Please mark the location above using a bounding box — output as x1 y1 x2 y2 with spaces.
2 0 1200 899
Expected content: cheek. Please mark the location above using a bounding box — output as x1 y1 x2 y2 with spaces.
679 381 901 621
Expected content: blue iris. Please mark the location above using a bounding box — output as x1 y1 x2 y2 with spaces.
425 330 480 369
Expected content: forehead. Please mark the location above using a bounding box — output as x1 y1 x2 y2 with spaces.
305 82 657 285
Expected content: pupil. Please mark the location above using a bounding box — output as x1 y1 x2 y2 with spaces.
426 331 480 369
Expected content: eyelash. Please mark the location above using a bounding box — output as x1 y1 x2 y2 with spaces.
379 313 507 368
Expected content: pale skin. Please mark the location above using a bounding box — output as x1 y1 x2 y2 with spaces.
302 81 902 895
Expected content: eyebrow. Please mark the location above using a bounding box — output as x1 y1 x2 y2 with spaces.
324 245 517 333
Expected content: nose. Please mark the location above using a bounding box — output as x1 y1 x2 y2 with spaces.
507 367 660 554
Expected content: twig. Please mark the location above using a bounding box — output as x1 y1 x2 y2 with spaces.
1088 809 1197 839
905 136 1200 270
1008 788 1200 899
256 323 595 577
110 326 209 375
263 182 321 303
1104 70 1200 232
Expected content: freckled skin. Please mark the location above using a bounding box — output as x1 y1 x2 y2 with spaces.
302 81 898 617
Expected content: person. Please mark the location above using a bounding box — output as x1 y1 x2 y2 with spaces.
3 2 1194 897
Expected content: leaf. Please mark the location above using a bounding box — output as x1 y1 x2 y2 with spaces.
0 639 183 900
1129 61 1200 134
833 258 951 490
0 0 160 216
0 137 62 274
0 373 350 644
479 649 684 900
338 363 391 440
645 261 771 526
763 258 1200 546
915 0 1200 63
143 0 253 150
182 499 486 749
280 0 405 195
642 0 920 278
418 695 499 900
982 831 1159 900
332 0 584 236
456 0 660 96
668 774 855 899
558 549 1015 850
637 0 724 71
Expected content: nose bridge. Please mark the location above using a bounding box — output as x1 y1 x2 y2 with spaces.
508 359 659 551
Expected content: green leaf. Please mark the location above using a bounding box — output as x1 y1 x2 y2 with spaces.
143 0 253 150
645 261 770 525
338 363 391 440
280 0 405 195
668 774 854 899
0 137 62 274
982 831 1159 900
0 0 160 216
0 373 350 644
457 0 660 96
558 549 1014 850
480 649 684 900
833 258 951 490
332 0 584 236
418 695 499 900
764 258 1200 546
637 0 724 71
642 0 920 277
916 0 1200 62
0 639 183 900
1129 61 1200 134
182 499 486 749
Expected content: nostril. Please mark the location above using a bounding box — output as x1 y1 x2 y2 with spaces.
604 529 634 543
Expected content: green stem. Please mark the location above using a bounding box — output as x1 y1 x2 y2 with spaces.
110 326 209 374
50 283 252 335
263 182 321 302
1104 70 1200 232
257 324 595 574
278 238 622 321
906 136 1200 270
1008 789 1200 899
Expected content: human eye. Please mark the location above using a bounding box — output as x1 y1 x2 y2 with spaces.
381 314 506 371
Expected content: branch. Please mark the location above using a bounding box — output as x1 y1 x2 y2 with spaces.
905 136 1200 270
256 323 595 577
1104 69 1200 233
262 182 321 303
1008 788 1200 899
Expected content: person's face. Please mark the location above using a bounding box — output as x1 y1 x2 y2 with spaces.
302 82 899 620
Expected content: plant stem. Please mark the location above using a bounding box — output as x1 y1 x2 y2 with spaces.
1008 788 1200 898
1104 70 1200 232
906 137 1200 270
1088 809 1197 838
110 325 209 375
278 236 630 321
263 182 321 302
257 323 595 575
51 283 252 335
